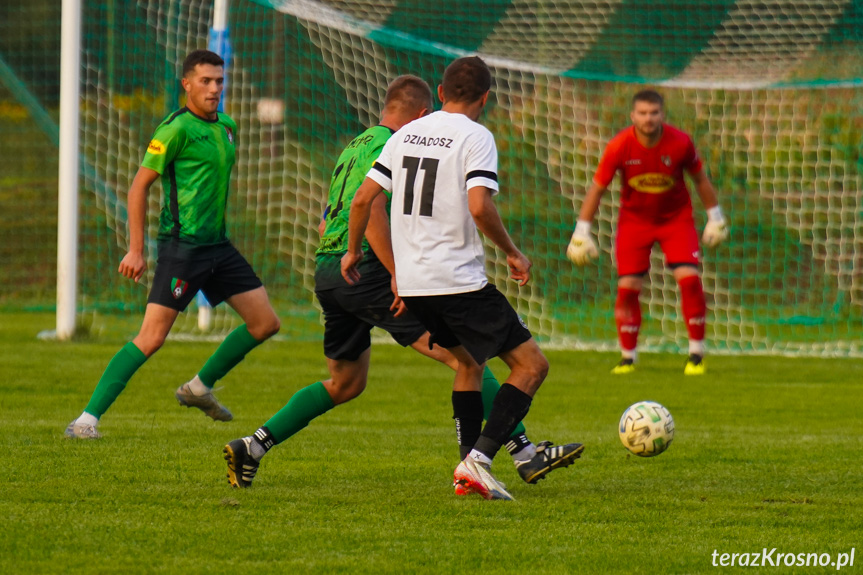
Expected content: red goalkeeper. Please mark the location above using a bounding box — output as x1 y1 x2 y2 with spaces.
568 90 728 375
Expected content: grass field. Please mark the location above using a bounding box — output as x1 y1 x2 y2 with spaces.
3 311 862 574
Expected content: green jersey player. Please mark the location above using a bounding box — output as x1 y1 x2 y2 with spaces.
223 75 580 492
65 50 280 439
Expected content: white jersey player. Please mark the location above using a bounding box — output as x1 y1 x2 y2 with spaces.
342 56 583 500
371 109 498 296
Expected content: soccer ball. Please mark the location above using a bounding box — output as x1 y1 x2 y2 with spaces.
618 401 675 457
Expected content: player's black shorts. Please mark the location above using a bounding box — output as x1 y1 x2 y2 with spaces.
315 275 427 361
148 241 263 311
401 283 532 365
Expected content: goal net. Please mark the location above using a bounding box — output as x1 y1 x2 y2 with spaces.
59 1 863 354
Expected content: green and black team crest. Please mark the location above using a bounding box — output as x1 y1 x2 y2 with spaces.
171 278 189 299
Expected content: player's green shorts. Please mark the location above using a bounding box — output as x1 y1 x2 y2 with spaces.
148 241 263 311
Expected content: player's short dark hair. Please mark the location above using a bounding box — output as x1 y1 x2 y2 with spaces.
441 56 492 104
384 75 433 114
182 50 224 77
632 90 664 109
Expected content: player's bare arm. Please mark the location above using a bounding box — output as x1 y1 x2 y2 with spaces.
690 169 718 210
364 193 407 316
341 176 385 284
467 186 531 285
365 193 396 276
118 166 160 282
690 169 728 247
577 180 608 224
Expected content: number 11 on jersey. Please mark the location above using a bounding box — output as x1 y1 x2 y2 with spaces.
402 156 439 217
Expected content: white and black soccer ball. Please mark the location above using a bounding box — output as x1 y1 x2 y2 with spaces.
618 400 675 457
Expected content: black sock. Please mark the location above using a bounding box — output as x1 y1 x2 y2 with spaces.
253 426 276 452
505 433 531 456
473 384 533 461
452 391 483 460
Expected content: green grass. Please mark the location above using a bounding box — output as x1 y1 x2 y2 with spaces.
3 312 862 574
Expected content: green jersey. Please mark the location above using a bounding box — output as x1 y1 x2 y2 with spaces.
315 125 394 290
141 107 237 246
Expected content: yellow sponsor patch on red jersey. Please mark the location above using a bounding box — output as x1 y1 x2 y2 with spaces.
147 139 166 155
628 173 675 194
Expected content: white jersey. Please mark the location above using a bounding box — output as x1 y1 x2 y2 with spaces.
367 110 499 296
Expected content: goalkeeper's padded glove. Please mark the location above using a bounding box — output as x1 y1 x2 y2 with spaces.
566 220 598 266
702 206 728 247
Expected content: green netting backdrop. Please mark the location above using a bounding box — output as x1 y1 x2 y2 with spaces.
1 0 862 355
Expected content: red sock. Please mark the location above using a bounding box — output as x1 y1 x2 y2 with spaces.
615 287 641 353
679 275 706 342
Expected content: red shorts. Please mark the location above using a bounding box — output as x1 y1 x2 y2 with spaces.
615 208 699 276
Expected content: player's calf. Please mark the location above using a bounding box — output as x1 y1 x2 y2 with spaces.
501 339 548 396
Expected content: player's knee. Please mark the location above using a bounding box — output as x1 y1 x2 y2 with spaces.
514 354 548 389
617 275 643 291
464 359 485 378
328 375 366 405
266 315 281 338
442 355 460 371
679 269 699 279
330 382 366 405
133 333 166 358
532 354 550 383
249 314 280 341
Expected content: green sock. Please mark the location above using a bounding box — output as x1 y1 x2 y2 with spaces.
198 325 262 387
481 366 527 438
84 342 147 418
264 381 335 444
